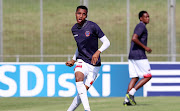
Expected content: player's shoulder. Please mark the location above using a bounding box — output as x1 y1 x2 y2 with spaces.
87 20 95 24
136 22 146 28
87 21 101 30
71 23 78 31
135 22 146 31
87 20 99 26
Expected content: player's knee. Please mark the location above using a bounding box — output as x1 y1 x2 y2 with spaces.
146 76 152 81
75 71 84 82
75 77 84 82
149 76 152 80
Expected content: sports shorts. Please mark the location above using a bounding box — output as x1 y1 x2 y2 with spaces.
74 59 100 87
128 59 152 78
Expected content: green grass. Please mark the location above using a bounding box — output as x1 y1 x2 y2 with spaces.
0 97 180 111
2 0 180 62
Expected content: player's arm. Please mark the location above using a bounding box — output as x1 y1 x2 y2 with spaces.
65 48 78 67
132 34 152 53
91 35 110 65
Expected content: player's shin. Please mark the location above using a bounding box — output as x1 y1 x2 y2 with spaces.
76 81 91 111
67 94 81 111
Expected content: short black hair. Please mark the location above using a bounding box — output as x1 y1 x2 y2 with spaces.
76 5 88 13
139 11 147 20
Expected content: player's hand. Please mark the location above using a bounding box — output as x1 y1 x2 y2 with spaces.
91 50 101 65
145 47 152 53
65 60 76 67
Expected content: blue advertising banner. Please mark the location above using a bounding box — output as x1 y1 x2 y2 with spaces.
144 63 180 96
0 62 180 97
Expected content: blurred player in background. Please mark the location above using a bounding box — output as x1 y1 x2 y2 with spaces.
66 5 110 111
123 11 152 106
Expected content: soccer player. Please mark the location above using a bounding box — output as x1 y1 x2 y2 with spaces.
123 11 152 106
66 5 110 111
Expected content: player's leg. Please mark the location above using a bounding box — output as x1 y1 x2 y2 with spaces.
67 59 90 111
67 94 81 111
127 77 139 93
133 59 152 91
128 59 152 105
75 71 91 111
134 77 151 91
124 77 139 106
127 59 139 92
67 80 90 111
124 59 138 106
82 64 100 110
67 72 85 111
127 76 151 106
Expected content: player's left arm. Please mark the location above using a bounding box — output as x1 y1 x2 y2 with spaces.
132 34 152 53
91 35 110 65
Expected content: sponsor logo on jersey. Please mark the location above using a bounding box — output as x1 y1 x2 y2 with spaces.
85 31 90 37
74 34 78 37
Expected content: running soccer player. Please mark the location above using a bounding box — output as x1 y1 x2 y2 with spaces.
123 11 152 106
66 5 110 111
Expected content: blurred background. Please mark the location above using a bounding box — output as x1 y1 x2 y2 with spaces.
0 0 179 62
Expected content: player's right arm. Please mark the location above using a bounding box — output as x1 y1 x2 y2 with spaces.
132 34 152 53
91 35 110 65
65 48 78 67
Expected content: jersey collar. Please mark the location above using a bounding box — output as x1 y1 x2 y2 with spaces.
77 20 88 29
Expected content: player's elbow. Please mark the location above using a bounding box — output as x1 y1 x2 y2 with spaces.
106 40 110 48
103 38 110 48
132 37 138 42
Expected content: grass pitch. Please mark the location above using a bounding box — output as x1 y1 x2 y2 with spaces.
2 0 180 62
0 97 179 111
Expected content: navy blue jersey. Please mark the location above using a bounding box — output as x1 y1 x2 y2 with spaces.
128 22 148 60
71 20 104 66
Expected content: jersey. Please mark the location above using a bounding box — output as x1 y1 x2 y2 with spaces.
71 20 105 66
128 21 148 60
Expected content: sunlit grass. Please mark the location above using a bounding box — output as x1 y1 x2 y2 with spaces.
2 0 180 62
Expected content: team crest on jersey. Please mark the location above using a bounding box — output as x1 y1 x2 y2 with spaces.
85 31 90 37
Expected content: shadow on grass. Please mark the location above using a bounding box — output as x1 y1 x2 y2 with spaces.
135 103 151 106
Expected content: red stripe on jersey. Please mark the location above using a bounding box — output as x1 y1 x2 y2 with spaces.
143 73 152 78
90 81 94 85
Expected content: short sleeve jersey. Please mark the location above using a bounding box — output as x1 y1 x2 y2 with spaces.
128 21 148 60
71 20 105 66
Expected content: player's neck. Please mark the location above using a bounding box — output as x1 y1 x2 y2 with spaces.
140 21 146 25
77 20 87 28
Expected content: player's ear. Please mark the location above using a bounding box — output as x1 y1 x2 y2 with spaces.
140 17 143 21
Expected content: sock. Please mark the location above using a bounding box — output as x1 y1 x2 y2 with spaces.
129 88 136 96
67 94 81 111
124 95 129 102
76 81 91 111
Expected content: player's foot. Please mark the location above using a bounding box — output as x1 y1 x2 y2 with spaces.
126 94 136 105
123 101 132 106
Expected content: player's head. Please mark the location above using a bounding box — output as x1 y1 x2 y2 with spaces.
139 11 150 24
75 5 88 25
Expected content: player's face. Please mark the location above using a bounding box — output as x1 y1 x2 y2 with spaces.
140 13 150 24
75 8 87 25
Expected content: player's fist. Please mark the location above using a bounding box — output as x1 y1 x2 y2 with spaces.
145 47 152 53
65 60 76 67
91 50 101 65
